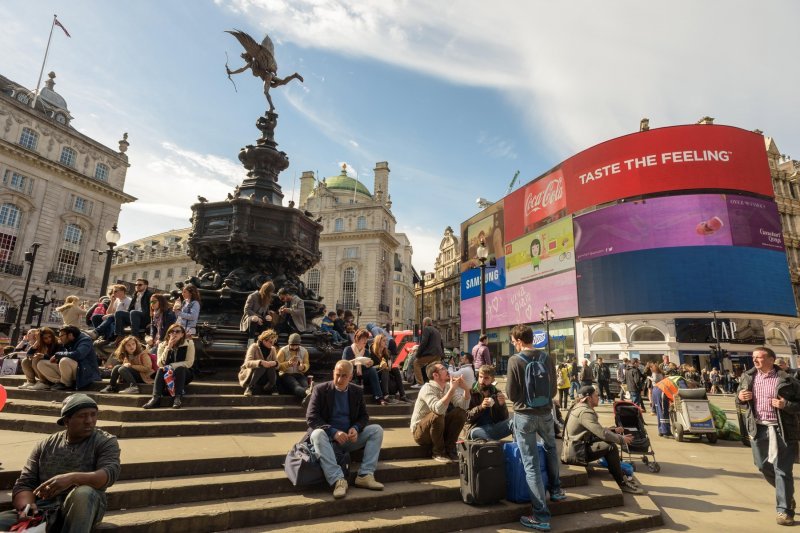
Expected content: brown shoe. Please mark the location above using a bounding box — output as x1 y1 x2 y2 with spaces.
777 513 794 526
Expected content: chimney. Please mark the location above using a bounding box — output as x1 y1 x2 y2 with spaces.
299 170 316 209
373 162 390 206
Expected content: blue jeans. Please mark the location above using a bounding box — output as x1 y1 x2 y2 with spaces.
0 486 106 532
629 390 643 409
115 310 149 337
752 424 795 516
513 411 561 523
357 366 383 401
569 380 579 398
469 418 513 441
94 316 117 339
310 424 384 485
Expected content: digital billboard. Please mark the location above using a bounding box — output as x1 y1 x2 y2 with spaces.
574 194 784 261
504 169 567 242
576 247 796 317
461 270 579 331
461 201 505 272
460 257 506 300
505 216 574 287
562 125 773 213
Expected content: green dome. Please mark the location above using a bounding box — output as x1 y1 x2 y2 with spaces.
324 168 371 197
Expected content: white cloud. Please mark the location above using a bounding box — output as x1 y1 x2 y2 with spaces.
349 139 359 148
397 224 441 273
477 132 517 160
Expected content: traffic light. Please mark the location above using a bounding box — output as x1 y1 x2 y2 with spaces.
25 295 46 324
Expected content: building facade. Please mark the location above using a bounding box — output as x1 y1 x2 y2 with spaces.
414 226 461 351
458 121 800 374
0 72 134 332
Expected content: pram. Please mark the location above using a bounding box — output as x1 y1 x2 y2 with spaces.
669 387 718 444
613 400 660 473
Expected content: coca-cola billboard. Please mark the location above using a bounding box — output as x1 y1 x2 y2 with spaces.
505 169 568 242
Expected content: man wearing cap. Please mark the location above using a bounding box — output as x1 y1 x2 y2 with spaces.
0 394 120 532
36 326 99 391
276 333 310 403
563 386 643 495
306 360 385 499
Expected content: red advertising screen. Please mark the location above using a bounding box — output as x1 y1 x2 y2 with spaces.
504 168 567 242
562 125 772 213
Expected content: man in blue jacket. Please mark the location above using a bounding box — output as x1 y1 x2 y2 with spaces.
37 326 99 391
306 360 385 499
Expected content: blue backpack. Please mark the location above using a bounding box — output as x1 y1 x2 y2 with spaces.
519 350 551 408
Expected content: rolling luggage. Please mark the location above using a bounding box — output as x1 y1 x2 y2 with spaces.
504 440 549 503
457 440 506 505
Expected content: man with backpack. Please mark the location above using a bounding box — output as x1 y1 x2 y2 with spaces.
506 324 564 532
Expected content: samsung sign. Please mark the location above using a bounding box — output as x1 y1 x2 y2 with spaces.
532 330 548 349
460 257 506 300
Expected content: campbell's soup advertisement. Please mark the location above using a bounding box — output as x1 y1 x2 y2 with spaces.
505 216 574 287
460 201 505 272
562 125 773 213
505 169 567 242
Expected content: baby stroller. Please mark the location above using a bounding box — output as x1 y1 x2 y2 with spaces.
613 400 660 473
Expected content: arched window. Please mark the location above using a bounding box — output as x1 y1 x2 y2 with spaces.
0 203 21 264
342 266 357 311
356 216 367 230
95 163 109 181
767 328 789 346
0 204 21 229
334 218 344 232
0 294 10 322
307 268 320 296
60 147 77 167
592 327 620 343
19 128 38 150
55 224 82 277
631 326 666 342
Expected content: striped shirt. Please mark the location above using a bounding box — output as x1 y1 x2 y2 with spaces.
753 368 779 423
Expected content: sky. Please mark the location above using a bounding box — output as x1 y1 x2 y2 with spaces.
2 1 798 272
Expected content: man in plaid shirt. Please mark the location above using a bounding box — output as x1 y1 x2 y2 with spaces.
738 347 800 526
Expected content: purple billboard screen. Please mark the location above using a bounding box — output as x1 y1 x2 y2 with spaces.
574 194 783 261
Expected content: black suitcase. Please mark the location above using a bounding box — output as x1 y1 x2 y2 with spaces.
457 439 506 505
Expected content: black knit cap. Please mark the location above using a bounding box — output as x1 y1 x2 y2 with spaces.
57 393 98 426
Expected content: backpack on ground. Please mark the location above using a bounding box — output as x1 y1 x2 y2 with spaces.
519 350 551 408
458 439 506 505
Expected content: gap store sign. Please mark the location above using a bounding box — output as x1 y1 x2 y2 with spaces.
461 257 506 299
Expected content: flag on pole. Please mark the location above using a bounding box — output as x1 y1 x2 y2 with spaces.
54 16 71 38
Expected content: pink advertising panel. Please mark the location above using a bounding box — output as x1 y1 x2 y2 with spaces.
460 270 579 331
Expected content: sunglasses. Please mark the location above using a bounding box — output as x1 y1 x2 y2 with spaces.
168 330 184 335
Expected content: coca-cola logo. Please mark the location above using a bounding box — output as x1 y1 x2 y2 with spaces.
525 177 564 216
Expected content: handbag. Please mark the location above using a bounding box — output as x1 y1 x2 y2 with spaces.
284 437 350 486
1 358 20 376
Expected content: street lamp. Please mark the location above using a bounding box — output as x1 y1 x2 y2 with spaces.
710 310 723 364
541 303 555 360
476 239 489 337
35 286 58 327
418 270 426 341
96 224 121 298
11 242 41 344
355 300 362 328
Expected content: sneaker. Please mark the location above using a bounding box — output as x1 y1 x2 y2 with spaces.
354 474 384 491
333 478 348 499
244 388 253 397
50 383 68 391
519 515 551 531
29 382 50 391
85 329 98 340
18 382 33 389
620 480 644 494
446 448 459 462
410 384 423 389
777 513 794 526
432 455 451 463
549 488 567 502
101 385 118 393
399 396 413 403
121 385 140 394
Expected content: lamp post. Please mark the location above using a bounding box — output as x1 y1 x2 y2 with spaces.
35 286 58 327
541 303 555 360
11 242 41 345
710 310 723 364
96 224 121 298
355 300 361 328
476 239 489 337
418 270 426 341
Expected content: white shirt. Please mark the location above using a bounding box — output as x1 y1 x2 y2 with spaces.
409 380 470 432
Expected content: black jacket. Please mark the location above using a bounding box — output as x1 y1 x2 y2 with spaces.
625 365 644 392
737 366 800 443
418 325 444 358
305 381 370 440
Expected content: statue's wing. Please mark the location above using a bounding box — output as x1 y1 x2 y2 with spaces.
226 29 277 73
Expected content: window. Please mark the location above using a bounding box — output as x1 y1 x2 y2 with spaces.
356 216 367 230
631 327 666 342
60 147 77 167
592 327 620 343
0 204 21 229
767 328 789 346
180 266 188 276
334 218 344 232
167 267 174 278
3 171 31 194
0 232 17 264
55 224 82 277
70 195 93 215
342 267 357 311
307 268 320 295
154 269 161 279
142 271 149 279
395 297 400 305
19 128 38 150
344 247 359 258
94 163 109 181
121 274 127 281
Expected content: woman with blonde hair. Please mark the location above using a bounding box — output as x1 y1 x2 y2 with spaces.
102 335 153 394
55 295 84 327
240 281 277 341
239 329 279 396
371 333 410 403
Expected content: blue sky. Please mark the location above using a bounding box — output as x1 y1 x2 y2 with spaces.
2 1 798 271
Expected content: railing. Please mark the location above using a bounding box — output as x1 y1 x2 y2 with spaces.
46 271 87 288
0 261 23 276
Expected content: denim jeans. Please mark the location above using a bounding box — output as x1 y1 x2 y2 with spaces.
513 411 561 523
115 310 149 337
356 366 383 401
0 486 107 532
468 418 513 441
752 424 795 516
309 424 384 485
94 316 116 339
279 373 308 399
569 380 579 399
629 390 644 409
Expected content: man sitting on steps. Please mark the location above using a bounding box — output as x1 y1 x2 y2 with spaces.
306 359 385 499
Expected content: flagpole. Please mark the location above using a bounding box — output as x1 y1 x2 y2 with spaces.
31 15 57 109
